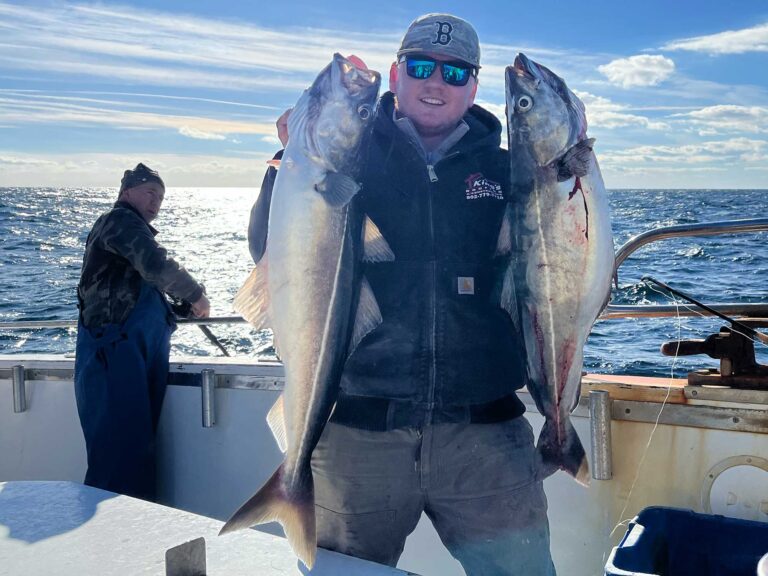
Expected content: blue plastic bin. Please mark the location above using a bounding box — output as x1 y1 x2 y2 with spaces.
605 506 768 576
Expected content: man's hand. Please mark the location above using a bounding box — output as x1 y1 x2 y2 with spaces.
191 294 211 319
276 108 291 147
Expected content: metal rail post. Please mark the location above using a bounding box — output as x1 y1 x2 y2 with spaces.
12 365 26 413
201 369 216 428
590 390 612 480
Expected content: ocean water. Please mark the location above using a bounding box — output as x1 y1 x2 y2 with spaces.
1 187 766 378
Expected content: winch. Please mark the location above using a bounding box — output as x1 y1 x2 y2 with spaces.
661 319 768 390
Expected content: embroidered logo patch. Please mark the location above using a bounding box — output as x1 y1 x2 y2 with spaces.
464 173 503 200
457 276 475 295
432 22 454 46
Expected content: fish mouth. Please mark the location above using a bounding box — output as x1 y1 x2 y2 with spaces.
334 53 381 97
511 52 537 80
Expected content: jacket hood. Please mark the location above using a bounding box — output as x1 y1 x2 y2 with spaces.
375 91 502 154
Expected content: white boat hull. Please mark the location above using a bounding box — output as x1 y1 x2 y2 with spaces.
2 355 767 576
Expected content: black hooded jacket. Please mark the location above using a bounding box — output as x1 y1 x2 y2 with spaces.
251 92 528 408
338 92 527 406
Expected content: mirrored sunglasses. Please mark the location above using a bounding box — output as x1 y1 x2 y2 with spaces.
401 55 477 87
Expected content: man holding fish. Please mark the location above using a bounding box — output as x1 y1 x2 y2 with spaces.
229 13 596 576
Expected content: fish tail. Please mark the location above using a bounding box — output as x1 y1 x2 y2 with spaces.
219 464 317 568
538 417 590 487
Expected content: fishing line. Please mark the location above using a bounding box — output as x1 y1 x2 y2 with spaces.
665 302 768 350
606 279 767 541
609 282 680 539
611 276 767 540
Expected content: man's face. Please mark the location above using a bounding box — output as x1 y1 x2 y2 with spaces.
391 51 478 142
121 182 164 223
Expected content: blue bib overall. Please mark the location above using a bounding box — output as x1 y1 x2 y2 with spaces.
74 283 176 501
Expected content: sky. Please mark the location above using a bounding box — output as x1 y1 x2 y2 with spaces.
0 0 767 189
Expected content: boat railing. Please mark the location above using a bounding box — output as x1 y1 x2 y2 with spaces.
1 217 767 332
603 217 768 319
0 316 248 330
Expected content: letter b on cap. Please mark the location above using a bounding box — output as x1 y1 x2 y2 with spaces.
432 21 454 46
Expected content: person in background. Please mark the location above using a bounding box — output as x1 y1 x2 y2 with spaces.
251 13 556 576
75 162 210 501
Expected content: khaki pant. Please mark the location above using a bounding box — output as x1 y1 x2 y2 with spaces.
311 417 556 576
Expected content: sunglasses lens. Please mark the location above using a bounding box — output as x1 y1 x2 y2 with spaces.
406 59 436 79
442 64 470 86
403 56 474 86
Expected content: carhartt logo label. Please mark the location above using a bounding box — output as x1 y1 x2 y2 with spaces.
458 276 475 295
464 173 503 200
432 22 453 46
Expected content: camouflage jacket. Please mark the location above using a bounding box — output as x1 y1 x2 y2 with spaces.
78 201 204 328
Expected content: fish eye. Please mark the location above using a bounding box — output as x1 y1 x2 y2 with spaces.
517 95 533 112
358 104 372 120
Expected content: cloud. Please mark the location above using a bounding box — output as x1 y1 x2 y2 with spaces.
662 22 768 55
179 126 227 140
260 135 282 146
0 150 272 187
0 92 275 135
1 2 765 190
0 2 590 97
598 55 676 88
598 138 767 172
0 52 309 92
576 91 669 130
674 105 768 135
0 155 58 167
0 1 399 92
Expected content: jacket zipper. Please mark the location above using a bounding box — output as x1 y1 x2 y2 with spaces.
424 152 460 424
426 163 437 424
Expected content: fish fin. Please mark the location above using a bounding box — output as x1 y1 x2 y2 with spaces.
348 276 382 355
219 464 317 568
496 204 520 328
557 138 595 181
233 262 270 329
315 172 360 206
266 394 288 453
362 216 395 262
499 264 520 331
495 202 513 257
537 417 590 487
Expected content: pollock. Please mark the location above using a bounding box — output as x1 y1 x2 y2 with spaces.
220 54 388 568
500 53 614 486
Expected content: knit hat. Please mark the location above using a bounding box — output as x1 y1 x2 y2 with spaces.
397 14 481 69
119 163 164 193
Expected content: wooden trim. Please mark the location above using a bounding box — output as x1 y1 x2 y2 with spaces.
581 373 688 404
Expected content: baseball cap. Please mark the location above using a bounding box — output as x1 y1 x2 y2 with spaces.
397 13 481 69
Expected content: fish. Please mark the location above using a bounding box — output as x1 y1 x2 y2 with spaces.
499 53 614 486
220 53 387 568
